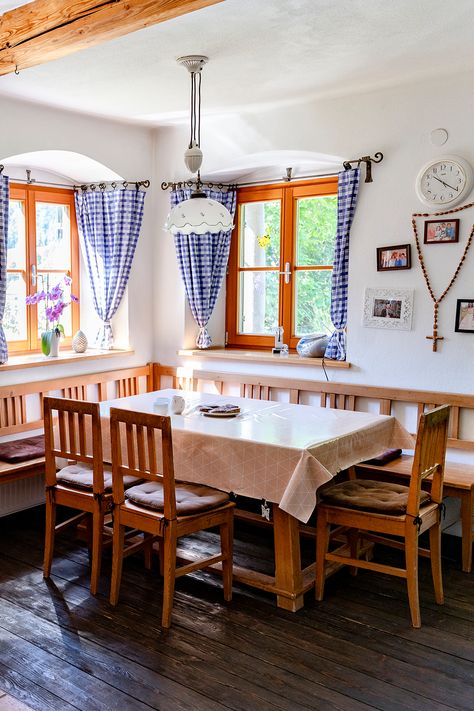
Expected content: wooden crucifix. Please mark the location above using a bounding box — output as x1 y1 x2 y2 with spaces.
426 303 444 352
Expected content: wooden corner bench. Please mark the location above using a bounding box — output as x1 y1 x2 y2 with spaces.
152 363 474 573
0 364 153 508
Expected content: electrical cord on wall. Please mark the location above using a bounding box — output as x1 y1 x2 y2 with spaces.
321 356 329 382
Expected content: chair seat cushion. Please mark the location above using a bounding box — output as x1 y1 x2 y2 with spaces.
125 480 230 516
0 434 45 463
57 463 141 491
319 479 431 515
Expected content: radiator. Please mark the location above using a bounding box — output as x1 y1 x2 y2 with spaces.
0 474 45 517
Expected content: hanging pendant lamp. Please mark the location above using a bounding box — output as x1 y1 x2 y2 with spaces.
165 55 234 236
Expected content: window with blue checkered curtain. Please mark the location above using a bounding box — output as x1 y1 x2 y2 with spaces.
171 187 237 349
325 168 360 360
75 188 146 349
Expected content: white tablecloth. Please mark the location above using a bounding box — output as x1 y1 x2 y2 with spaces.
100 389 414 523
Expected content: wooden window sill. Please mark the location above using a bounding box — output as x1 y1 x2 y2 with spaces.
0 348 134 372
178 348 351 369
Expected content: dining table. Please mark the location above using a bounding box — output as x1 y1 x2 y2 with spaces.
99 388 414 611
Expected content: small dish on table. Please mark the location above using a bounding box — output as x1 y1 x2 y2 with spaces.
199 404 241 418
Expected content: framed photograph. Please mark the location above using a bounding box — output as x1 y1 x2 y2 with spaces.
455 299 474 333
377 244 411 271
363 288 414 331
424 219 459 244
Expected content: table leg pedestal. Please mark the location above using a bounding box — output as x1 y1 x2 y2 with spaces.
273 505 305 611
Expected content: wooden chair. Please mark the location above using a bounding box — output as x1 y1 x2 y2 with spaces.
315 405 450 628
108 407 235 629
42 397 141 595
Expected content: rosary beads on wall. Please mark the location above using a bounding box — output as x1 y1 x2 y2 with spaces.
411 200 474 351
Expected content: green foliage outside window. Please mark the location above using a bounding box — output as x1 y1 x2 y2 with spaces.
256 195 337 336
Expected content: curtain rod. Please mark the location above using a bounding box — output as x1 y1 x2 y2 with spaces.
0 165 150 191
161 152 384 192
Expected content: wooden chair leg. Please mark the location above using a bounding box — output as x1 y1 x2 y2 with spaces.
157 539 165 577
85 513 93 559
90 507 104 596
162 526 177 629
143 533 154 571
347 528 359 576
43 495 57 579
460 491 473 573
429 523 444 605
405 526 421 628
220 513 234 602
315 511 330 601
110 521 125 607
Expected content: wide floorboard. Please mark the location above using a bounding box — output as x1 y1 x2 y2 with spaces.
0 507 472 711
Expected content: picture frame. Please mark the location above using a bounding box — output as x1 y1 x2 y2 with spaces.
363 288 414 331
455 299 474 333
424 219 459 244
376 244 411 271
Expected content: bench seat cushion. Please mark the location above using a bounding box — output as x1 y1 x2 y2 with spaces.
125 480 230 516
57 463 141 491
0 434 45 463
320 479 431 515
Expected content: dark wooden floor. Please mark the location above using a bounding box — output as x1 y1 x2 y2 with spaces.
0 507 473 711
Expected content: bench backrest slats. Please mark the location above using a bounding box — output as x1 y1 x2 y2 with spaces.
152 363 474 452
0 364 153 438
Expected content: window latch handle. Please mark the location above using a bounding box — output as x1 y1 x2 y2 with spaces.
31 265 36 287
279 262 291 284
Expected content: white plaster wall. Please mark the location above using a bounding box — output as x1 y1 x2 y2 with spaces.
0 95 155 385
153 70 474 398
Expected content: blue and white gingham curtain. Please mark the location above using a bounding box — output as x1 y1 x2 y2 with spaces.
325 168 360 360
171 188 236 349
0 175 9 364
75 188 146 349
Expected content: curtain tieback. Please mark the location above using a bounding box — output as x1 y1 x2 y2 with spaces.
102 319 111 326
334 327 346 333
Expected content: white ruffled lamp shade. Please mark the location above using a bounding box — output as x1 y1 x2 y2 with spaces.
165 195 234 235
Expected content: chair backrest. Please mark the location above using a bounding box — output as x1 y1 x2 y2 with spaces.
43 396 104 493
407 404 450 517
109 407 176 520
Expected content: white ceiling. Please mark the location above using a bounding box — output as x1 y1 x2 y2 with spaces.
0 0 474 125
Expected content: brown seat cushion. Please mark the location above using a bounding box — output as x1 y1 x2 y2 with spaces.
363 448 402 466
319 479 431 515
57 463 141 491
125 480 230 516
0 434 45 463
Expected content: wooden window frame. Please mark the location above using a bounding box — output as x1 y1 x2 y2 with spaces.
226 177 338 351
8 184 80 354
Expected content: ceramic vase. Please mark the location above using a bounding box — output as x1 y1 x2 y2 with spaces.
42 329 61 357
72 330 88 353
50 331 61 357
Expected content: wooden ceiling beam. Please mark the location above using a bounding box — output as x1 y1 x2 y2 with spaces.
0 0 224 76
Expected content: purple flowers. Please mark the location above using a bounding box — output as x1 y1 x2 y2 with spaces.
25 275 79 330
25 290 46 305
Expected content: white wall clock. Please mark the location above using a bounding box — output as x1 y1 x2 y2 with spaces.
415 155 473 207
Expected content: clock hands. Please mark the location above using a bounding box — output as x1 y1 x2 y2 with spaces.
432 175 459 192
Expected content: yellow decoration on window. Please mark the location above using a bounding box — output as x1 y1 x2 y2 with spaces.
257 231 271 249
